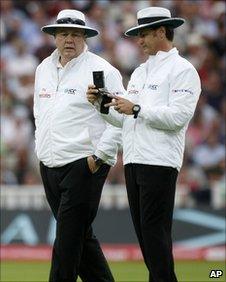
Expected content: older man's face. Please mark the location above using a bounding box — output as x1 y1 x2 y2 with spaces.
55 27 86 63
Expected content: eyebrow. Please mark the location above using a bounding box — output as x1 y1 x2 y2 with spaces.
139 31 149 36
56 29 85 35
58 31 83 34
139 28 156 36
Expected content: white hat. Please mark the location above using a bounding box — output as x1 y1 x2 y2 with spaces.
41 9 99 38
125 7 185 37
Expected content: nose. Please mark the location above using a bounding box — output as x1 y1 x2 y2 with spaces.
65 34 74 42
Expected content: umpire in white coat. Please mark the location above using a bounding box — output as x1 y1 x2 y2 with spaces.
87 7 201 282
34 9 125 282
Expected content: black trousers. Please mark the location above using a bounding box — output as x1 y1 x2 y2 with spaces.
40 158 114 282
124 164 178 282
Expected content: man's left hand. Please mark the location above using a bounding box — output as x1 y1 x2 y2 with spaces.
105 96 134 115
87 155 100 173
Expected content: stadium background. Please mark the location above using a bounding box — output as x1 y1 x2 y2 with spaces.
1 0 225 281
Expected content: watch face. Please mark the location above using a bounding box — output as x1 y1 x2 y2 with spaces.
133 105 140 112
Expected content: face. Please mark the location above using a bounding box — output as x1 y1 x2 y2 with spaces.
138 27 163 55
55 27 86 63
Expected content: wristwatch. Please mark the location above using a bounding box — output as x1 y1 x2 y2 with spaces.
92 155 104 167
132 104 141 119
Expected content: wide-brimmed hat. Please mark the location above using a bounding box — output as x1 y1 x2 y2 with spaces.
125 7 185 37
41 9 99 38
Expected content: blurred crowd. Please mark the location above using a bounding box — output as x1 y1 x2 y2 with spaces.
1 0 225 209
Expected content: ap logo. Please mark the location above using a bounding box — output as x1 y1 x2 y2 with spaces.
209 270 223 278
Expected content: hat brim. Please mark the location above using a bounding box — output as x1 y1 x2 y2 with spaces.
41 24 99 38
125 18 185 37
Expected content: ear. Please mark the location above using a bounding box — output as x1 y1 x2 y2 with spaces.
157 26 166 39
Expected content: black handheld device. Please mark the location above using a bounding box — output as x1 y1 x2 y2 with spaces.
93 71 105 89
93 71 112 114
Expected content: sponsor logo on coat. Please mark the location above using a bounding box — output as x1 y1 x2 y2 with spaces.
172 89 194 95
39 88 51 98
148 84 158 90
128 89 139 94
64 88 77 95
128 84 139 95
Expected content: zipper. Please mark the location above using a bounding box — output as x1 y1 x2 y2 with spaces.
130 61 149 162
49 67 60 165
56 67 60 92
131 119 136 163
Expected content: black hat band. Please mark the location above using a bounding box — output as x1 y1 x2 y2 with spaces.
56 17 85 26
138 16 169 25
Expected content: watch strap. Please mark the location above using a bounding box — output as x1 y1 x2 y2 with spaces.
132 104 141 119
92 155 104 166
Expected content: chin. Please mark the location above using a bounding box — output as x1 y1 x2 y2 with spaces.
65 52 77 59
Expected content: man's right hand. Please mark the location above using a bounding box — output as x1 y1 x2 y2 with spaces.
86 84 99 105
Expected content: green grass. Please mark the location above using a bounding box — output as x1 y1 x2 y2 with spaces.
0 260 225 282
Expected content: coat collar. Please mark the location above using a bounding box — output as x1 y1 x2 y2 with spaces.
147 47 178 65
51 44 88 67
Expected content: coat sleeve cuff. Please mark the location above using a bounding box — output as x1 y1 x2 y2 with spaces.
138 104 148 119
94 150 115 166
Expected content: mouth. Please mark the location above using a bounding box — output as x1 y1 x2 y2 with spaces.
64 47 75 51
142 46 149 52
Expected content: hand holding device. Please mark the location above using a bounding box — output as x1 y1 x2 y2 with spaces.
93 71 112 114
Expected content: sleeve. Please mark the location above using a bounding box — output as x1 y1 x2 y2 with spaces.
138 67 201 131
94 123 122 166
93 67 125 165
100 107 124 128
33 67 40 127
33 67 41 154
96 67 125 128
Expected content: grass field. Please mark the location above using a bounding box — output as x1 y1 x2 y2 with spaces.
1 260 225 282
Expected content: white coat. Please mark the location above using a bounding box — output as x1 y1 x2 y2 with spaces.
102 48 201 170
33 46 125 167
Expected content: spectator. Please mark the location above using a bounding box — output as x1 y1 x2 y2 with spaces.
192 132 225 169
0 0 225 210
